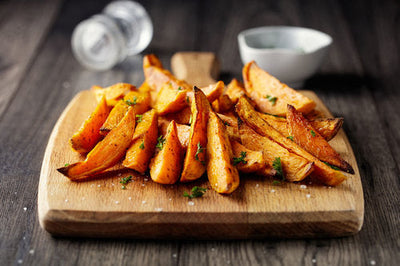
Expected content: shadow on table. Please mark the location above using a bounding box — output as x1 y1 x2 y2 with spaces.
303 73 371 93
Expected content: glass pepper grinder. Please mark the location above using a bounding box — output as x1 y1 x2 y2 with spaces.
72 1 153 71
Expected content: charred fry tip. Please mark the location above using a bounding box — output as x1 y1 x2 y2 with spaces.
57 166 69 177
344 163 355 174
287 104 295 111
337 117 344 126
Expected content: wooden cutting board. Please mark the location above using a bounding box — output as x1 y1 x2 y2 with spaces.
38 52 364 239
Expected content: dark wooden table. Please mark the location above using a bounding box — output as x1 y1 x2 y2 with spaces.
1 0 399 265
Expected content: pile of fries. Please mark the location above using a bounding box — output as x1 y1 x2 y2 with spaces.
57 54 353 194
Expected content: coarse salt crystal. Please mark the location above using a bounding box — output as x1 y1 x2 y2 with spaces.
172 254 177 258
128 197 132 201
155 208 163 212
188 201 194 206
115 201 119 204
29 249 34 255
142 201 146 204
306 194 311 198
17 259 23 264
256 184 259 188
62 81 70 88
370 260 376 265
312 258 316 263
65 199 69 202
169 198 172 201
270 189 275 193
97 184 101 187
144 178 149 182
300 185 307 189
141 183 145 187
23 207 27 211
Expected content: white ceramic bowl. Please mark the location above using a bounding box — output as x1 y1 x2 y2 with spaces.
238 26 332 88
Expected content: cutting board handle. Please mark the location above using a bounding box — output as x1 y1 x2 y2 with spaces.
171 52 220 87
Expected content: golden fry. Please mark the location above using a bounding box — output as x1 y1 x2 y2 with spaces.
70 96 110 154
180 87 210 182
150 121 184 184
123 109 158 174
207 111 239 194
287 104 354 173
243 61 315 116
58 108 136 180
236 97 348 186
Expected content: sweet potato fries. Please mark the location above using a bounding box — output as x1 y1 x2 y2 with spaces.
57 55 353 193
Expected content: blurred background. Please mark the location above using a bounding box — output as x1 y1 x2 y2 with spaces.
4 0 381 90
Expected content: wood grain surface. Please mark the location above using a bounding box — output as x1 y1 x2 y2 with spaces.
38 89 363 239
171 52 220 87
0 0 62 117
1 0 399 265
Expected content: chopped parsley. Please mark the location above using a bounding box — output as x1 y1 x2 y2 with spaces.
139 140 145 150
183 186 207 199
310 130 316 137
177 86 182 91
120 175 132 189
125 96 137 106
233 151 247 166
64 163 70 167
324 162 340 170
195 142 205 161
120 175 132 184
136 114 143 123
265 95 277 106
223 120 230 126
287 136 294 141
272 180 282 186
156 135 166 150
186 96 190 103
273 157 285 180
265 113 283 118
